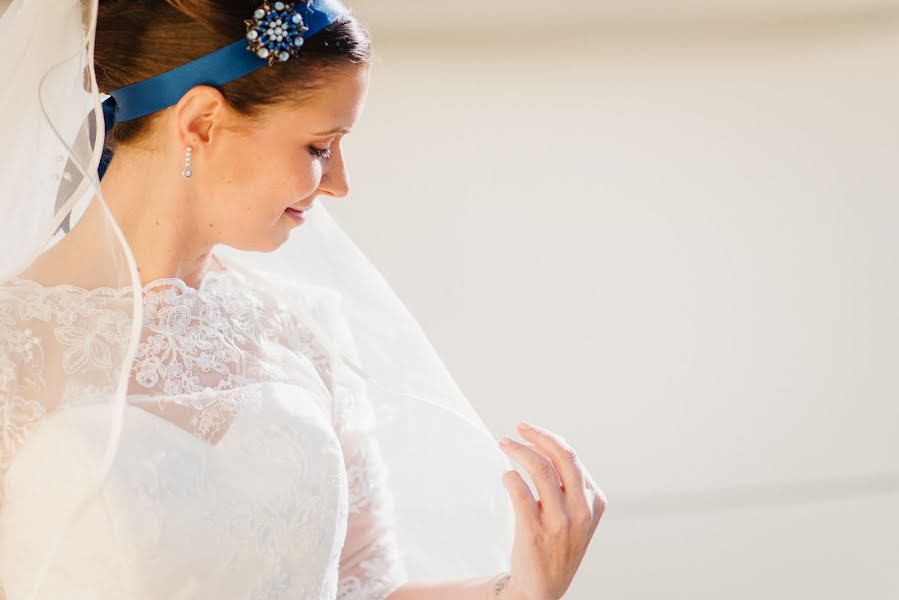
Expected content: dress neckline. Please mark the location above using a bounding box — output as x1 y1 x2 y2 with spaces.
6 251 235 296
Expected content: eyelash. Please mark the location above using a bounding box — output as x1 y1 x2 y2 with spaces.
308 145 332 160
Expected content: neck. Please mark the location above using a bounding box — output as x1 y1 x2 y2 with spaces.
24 145 216 290
96 145 214 288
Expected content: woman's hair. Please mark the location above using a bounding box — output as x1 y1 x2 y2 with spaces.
95 0 373 149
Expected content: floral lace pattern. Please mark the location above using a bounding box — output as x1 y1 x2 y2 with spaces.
133 277 284 395
0 262 407 599
336 534 408 600
0 280 133 482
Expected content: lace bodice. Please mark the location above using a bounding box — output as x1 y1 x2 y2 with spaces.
0 259 407 599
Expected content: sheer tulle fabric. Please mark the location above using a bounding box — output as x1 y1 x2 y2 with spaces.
0 265 407 598
0 0 514 597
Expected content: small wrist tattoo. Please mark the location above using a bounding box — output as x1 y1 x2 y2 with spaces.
494 572 512 596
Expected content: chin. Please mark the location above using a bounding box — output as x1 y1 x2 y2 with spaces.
226 232 289 254
257 235 290 253
224 216 297 253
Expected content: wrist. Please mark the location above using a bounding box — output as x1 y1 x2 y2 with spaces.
486 572 520 600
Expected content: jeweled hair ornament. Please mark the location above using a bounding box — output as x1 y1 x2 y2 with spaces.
98 0 348 180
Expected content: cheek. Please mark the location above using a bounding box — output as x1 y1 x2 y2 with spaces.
203 136 320 242
219 146 284 207
264 151 320 211
195 145 269 243
231 149 321 229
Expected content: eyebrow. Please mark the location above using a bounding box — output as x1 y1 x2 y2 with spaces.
312 126 351 135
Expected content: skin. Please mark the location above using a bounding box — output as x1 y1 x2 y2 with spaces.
26 62 606 599
391 421 606 600
25 64 365 288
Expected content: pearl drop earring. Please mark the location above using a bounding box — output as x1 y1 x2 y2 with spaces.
182 145 193 178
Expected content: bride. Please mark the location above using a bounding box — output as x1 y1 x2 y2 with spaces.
0 0 605 598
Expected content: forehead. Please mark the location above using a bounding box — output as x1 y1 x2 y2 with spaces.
273 63 370 133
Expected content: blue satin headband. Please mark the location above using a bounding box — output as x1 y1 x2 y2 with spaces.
98 0 348 180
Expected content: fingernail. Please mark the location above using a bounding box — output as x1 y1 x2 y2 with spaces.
498 436 513 446
517 421 533 430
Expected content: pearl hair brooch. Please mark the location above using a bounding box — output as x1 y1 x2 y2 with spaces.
244 1 311 65
98 0 347 181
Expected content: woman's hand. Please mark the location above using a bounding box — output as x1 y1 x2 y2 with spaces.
496 422 606 600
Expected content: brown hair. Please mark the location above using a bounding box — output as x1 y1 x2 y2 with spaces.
95 0 373 149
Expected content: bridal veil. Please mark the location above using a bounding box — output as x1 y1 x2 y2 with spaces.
0 0 515 595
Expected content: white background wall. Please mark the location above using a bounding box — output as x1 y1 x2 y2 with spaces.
333 3 899 598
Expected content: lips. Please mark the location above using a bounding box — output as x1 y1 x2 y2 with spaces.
284 207 305 220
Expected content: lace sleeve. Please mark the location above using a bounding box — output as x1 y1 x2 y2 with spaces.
294 288 409 600
0 283 50 494
0 281 131 489
0 281 130 600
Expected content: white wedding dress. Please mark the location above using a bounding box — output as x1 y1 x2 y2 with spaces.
0 255 408 599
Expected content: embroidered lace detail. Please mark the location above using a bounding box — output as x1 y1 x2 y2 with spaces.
0 267 335 457
1 263 407 598
342 432 389 516
298 286 409 597
0 393 45 479
134 276 283 395
336 533 407 600
0 280 133 488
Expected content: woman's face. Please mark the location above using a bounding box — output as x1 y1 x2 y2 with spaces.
188 63 371 252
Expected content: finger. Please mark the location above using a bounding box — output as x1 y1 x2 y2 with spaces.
582 488 607 542
592 487 608 521
517 422 587 497
501 469 539 525
499 437 567 523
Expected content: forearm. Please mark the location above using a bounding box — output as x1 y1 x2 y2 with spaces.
387 572 516 600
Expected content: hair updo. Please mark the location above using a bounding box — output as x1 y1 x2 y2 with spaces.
94 0 373 150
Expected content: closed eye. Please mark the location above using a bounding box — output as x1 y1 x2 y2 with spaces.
308 145 332 160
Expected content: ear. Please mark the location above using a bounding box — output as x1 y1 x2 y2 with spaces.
173 85 230 148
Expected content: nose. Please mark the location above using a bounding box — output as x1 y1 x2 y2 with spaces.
318 144 350 199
